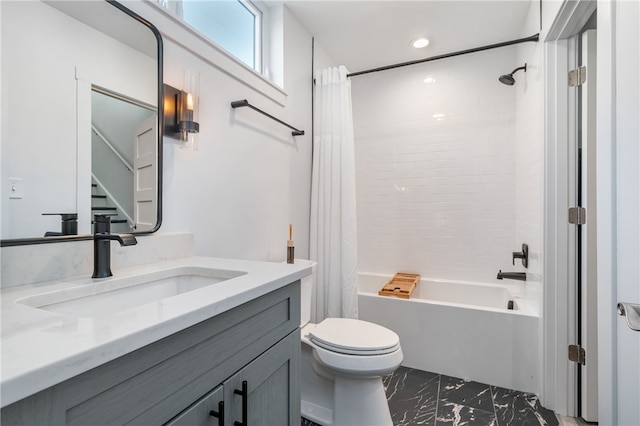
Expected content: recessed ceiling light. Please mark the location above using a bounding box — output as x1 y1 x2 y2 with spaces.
412 37 430 49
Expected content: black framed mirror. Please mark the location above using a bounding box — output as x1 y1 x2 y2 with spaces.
1 0 163 246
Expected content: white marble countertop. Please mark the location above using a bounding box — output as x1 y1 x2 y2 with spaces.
0 256 311 408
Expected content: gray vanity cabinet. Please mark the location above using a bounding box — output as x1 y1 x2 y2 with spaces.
224 329 300 426
165 386 224 426
167 330 300 426
1 282 301 426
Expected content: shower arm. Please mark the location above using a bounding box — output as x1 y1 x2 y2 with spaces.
509 65 527 75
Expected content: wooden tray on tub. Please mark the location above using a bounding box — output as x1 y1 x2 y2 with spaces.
378 273 420 299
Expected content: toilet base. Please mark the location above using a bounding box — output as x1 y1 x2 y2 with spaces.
333 375 393 426
301 375 392 426
301 399 333 425
301 343 394 426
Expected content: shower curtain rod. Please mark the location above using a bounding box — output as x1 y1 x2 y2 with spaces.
347 33 540 78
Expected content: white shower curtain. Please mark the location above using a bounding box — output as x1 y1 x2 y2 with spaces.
310 66 358 322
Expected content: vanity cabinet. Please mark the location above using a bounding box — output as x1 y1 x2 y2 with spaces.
165 386 224 426
167 330 298 426
1 282 301 426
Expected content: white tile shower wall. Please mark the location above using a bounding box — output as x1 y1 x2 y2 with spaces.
515 23 544 311
351 47 519 282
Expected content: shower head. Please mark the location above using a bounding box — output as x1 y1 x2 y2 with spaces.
499 63 527 86
499 74 516 85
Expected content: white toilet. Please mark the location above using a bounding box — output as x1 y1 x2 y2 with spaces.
298 260 403 426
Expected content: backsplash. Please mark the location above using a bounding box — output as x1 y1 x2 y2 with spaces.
0 233 194 288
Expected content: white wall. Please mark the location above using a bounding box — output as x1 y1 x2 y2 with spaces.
351 47 521 283
515 0 545 400
312 41 339 74
2 2 76 239
127 3 314 262
515 0 545 313
541 0 564 39
597 1 640 423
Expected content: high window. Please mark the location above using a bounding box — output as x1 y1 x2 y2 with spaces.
157 0 263 73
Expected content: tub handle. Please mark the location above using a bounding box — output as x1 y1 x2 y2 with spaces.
512 243 529 268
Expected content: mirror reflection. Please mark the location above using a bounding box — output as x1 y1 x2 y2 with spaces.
91 89 157 234
1 0 162 243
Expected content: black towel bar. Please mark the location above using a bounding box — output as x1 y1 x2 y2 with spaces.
231 99 305 136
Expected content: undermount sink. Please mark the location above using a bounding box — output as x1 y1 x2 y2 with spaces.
16 266 247 318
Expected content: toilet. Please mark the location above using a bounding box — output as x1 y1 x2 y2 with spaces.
298 260 403 426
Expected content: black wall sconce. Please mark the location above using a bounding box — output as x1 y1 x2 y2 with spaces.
163 70 200 149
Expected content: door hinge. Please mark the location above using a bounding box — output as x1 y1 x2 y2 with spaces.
569 344 586 365
568 66 587 87
568 207 586 225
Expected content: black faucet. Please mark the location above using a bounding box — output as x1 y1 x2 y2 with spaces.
497 270 527 281
92 215 137 278
42 213 78 237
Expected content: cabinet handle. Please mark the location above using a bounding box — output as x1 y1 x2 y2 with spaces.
233 381 248 426
209 401 224 426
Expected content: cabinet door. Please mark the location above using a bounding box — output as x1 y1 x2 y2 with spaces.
225 331 300 426
165 386 224 426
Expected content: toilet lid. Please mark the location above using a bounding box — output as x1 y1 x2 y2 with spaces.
308 318 400 355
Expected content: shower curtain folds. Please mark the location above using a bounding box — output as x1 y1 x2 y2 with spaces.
310 65 359 322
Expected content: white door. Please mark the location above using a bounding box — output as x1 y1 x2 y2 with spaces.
597 1 640 424
567 29 599 421
613 1 640 423
580 29 598 423
133 116 157 232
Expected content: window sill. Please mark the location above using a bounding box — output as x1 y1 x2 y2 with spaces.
127 1 287 106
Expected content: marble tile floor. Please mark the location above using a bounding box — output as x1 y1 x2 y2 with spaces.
302 366 560 426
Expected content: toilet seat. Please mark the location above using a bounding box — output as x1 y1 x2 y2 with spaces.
308 318 400 356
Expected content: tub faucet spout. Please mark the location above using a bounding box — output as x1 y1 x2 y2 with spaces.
497 270 526 281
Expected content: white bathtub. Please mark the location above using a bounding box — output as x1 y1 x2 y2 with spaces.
357 272 539 393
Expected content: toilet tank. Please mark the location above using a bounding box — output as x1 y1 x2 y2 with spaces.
296 259 316 327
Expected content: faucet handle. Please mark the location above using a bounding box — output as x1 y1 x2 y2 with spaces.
42 213 78 236
512 243 529 268
93 214 114 234
94 213 117 221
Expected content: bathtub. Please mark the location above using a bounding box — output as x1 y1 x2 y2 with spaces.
357 273 539 393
